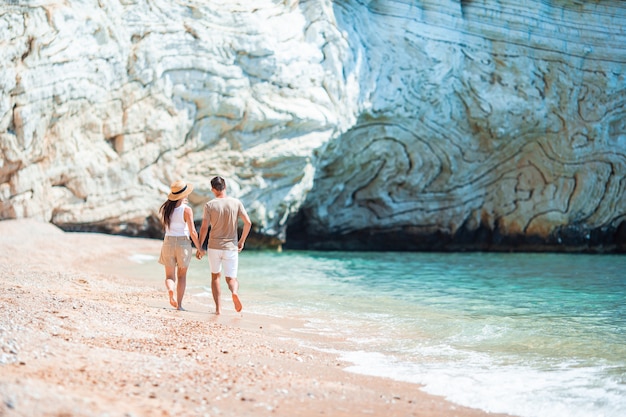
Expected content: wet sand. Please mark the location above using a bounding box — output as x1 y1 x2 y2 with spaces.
0 219 513 417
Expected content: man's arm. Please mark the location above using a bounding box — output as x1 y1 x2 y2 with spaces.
238 210 252 252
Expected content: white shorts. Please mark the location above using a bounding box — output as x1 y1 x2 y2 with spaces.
207 249 239 278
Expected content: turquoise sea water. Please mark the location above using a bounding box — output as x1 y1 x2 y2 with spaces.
133 250 626 417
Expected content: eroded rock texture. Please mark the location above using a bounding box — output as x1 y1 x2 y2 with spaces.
286 0 626 252
1 0 625 251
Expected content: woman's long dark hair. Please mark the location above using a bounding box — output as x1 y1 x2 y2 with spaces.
159 200 179 230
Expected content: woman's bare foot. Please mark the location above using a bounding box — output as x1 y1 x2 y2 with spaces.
168 290 178 309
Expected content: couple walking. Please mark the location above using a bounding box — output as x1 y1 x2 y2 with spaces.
158 176 251 314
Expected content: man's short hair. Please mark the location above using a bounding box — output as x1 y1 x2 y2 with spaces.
211 176 226 191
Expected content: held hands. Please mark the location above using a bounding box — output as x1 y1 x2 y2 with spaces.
196 249 205 260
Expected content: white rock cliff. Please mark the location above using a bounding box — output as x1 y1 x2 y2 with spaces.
1 0 625 251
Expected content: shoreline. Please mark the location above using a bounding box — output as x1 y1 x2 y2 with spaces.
0 219 513 417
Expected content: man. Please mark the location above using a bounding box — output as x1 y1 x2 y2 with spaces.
197 176 252 314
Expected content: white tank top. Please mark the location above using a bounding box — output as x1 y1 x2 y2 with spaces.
165 205 190 237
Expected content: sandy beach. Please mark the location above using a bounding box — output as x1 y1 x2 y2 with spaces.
0 219 512 417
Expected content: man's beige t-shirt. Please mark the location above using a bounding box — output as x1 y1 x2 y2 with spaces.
203 197 248 251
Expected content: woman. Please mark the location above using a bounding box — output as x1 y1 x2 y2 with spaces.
158 180 201 310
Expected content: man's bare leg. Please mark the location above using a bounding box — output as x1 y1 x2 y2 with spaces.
164 266 178 309
176 266 188 310
211 272 222 314
226 277 242 312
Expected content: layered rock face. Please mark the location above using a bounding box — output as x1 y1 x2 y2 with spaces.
1 0 625 251
290 0 626 251
1 0 353 243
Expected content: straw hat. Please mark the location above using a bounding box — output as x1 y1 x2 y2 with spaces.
168 180 194 201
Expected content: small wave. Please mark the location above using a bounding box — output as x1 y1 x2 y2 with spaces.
128 254 157 264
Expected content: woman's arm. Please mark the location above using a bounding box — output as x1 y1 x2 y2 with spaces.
184 206 202 250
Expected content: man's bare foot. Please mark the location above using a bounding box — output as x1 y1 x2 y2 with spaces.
168 290 178 309
232 294 242 312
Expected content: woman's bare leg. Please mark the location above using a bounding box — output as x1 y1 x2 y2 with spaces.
176 266 188 310
164 266 178 309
